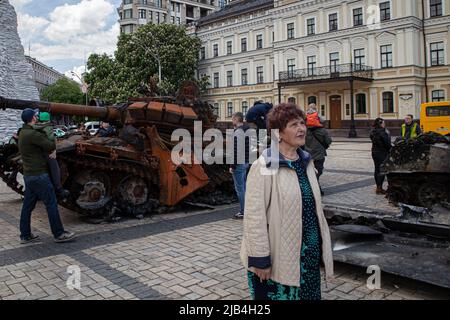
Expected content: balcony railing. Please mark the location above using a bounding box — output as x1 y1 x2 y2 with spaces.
279 63 373 84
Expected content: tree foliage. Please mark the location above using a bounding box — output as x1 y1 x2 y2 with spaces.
85 24 208 103
41 77 84 105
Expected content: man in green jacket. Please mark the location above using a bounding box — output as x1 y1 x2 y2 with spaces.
18 108 75 244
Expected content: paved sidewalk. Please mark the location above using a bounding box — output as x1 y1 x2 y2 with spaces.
0 142 448 300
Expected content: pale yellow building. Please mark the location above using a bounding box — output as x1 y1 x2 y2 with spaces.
195 0 450 134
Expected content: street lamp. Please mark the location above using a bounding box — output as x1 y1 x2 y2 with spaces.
131 37 162 83
70 71 88 106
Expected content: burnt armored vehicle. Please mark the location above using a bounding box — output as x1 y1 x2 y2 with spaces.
0 89 234 218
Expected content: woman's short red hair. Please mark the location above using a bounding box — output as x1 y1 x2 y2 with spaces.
267 103 305 132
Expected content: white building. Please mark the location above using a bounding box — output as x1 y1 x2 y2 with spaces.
25 56 65 96
195 0 450 133
118 0 223 34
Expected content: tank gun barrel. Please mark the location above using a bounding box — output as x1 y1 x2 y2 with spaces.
0 96 121 121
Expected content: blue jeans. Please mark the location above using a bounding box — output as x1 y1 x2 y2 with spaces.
20 173 65 239
232 164 249 214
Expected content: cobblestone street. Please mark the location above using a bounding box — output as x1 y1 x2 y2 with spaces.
0 141 449 300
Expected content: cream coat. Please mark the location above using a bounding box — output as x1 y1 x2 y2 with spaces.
240 149 334 287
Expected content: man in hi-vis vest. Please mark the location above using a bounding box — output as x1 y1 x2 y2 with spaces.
402 114 422 140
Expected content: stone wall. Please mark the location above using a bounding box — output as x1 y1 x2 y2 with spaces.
0 0 40 142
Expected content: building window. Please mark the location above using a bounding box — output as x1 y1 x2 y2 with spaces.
287 59 295 77
227 71 233 87
353 8 363 26
200 47 205 60
329 52 339 74
213 44 218 57
432 90 445 102
241 38 247 52
354 49 365 70
227 41 232 55
380 45 393 68
308 96 317 105
256 35 263 49
288 97 296 104
307 56 316 76
430 0 442 17
176 17 180 25
213 103 219 116
124 0 132 4
430 42 445 66
241 68 248 85
380 2 391 21
213 72 219 88
124 9 132 19
242 101 248 116
256 66 264 84
156 12 160 23
139 9 146 19
177 3 181 13
329 13 338 31
356 93 366 114
307 18 315 36
287 23 295 39
382 92 394 113
227 102 233 117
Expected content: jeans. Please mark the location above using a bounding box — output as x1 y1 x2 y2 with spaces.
313 159 325 182
372 152 388 189
20 173 65 239
232 164 249 214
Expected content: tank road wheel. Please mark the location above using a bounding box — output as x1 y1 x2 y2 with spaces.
117 175 156 217
386 186 409 205
74 171 112 213
417 183 448 208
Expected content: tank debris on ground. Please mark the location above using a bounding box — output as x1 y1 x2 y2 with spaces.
0 84 236 219
382 132 450 208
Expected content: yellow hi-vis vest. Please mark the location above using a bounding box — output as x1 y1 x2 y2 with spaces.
402 123 418 139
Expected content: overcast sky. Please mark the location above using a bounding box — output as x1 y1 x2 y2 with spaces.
10 0 122 80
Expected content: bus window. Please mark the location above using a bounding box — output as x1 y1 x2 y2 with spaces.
426 106 450 117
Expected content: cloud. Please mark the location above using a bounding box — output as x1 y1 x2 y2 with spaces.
17 13 50 45
32 22 120 61
43 0 116 42
9 0 33 9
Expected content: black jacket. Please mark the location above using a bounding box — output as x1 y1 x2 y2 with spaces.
305 127 332 160
370 128 391 155
231 124 251 169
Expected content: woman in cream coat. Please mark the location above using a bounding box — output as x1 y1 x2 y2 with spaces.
241 103 334 300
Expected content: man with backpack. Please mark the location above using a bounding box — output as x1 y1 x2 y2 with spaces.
305 106 332 196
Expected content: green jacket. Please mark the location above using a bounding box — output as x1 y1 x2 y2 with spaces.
305 127 332 160
18 124 56 176
32 122 55 142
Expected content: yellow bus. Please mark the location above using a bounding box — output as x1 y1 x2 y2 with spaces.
420 101 450 135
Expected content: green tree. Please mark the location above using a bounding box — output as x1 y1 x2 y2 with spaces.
85 23 208 103
41 77 84 104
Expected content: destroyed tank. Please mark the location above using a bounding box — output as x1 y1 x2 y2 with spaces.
0 86 235 218
381 132 450 207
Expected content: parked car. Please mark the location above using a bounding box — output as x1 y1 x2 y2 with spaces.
53 128 66 138
84 121 100 136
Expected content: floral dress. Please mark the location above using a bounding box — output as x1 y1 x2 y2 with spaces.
247 158 322 300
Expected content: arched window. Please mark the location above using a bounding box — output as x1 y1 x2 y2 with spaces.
356 93 366 114
288 97 296 104
307 96 317 105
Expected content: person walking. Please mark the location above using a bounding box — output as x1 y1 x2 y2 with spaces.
241 103 334 300
18 108 75 244
230 112 250 219
401 114 422 140
305 104 332 196
370 118 392 195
